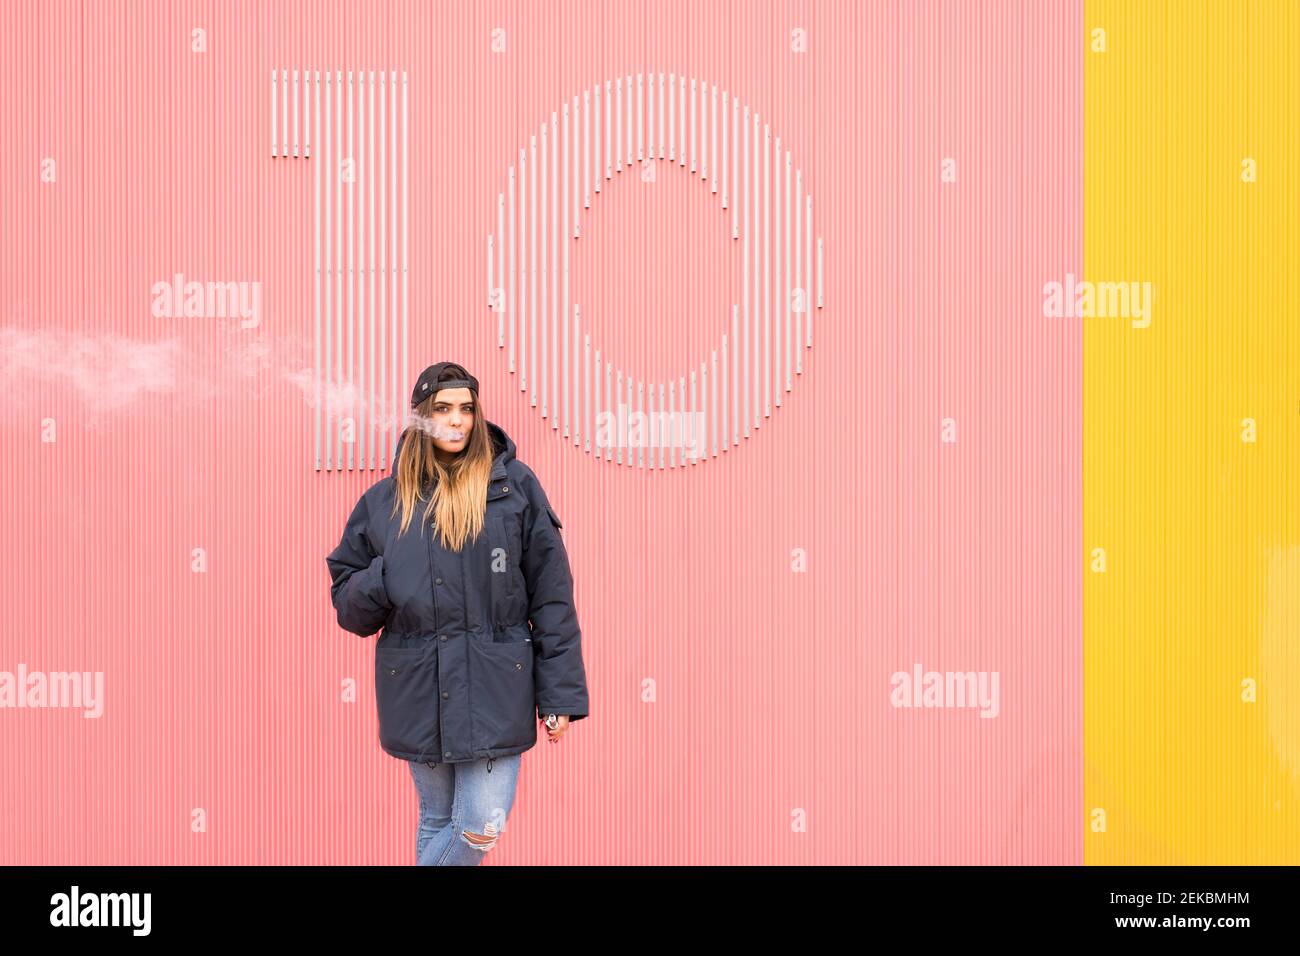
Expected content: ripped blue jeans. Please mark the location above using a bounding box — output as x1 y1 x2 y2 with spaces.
408 755 522 865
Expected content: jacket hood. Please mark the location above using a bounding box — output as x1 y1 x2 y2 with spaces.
390 418 517 481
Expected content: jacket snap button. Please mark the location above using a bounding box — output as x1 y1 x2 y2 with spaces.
388 668 397 676
502 485 508 493
441 691 449 699
515 662 523 670
439 635 447 642
444 751 451 758
435 577 443 585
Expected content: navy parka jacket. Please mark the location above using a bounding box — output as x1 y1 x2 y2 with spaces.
325 420 589 763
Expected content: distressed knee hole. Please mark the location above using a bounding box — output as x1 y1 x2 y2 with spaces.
460 821 499 851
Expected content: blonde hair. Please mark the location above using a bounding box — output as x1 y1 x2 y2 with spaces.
390 386 494 551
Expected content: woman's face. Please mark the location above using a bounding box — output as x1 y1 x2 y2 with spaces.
425 387 475 459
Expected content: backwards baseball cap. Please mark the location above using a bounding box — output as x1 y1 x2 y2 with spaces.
411 362 479 408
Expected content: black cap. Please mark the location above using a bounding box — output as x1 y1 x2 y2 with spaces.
411 362 479 408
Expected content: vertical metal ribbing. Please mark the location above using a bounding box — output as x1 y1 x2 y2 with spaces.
572 94 581 238
495 195 504 345
507 166 516 375
518 151 528 387
689 77 696 175
658 72 665 161
382 69 391 440
346 70 354 471
667 73 674 162
636 72 644 163
304 68 311 158
587 329 592 452
702 358 712 463
763 122 770 420
292 70 299 158
605 361 613 462
330 69 340 468
700 79 708 182
382 70 391 445
570 112 578 442
377 71 387 467
712 348 722 463
707 85 717 191
562 103 570 439
583 330 590 452
401 71 409 439
680 375 688 467
741 106 749 439
721 90 728 208
784 150 792 392
583 89 591 208
710 84 717 192
774 136 782 409
613 369 622 465
646 71 654 163
688 371 697 466
313 70 321 469
727 309 735 449
817 237 824 312
653 378 658 469
281 69 289 159
678 75 686 169
594 348 602 458
271 69 278 157
389 71 398 440
353 70 364 471
731 94 738 238
794 169 802 375
539 121 548 418
759 122 769 418
667 380 674 469
573 306 581 447
367 71 376 469
529 133 537 406
476 82 826 470
549 111 558 431
751 111 759 432
614 77 622 175
594 82 602 192
649 382 656 470
603 79 613 178
322 69 332 469
805 195 813 348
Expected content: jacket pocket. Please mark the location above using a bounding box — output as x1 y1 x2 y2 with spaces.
467 636 535 750
374 643 440 759
487 515 526 621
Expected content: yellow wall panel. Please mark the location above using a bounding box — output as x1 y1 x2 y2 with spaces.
1085 0 1300 864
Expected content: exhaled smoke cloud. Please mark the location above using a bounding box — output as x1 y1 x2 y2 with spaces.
0 325 187 415
406 414 467 443
0 325 404 433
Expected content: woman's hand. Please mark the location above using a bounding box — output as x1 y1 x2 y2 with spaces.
542 714 570 743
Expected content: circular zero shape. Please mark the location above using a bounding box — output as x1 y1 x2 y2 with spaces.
486 73 824 468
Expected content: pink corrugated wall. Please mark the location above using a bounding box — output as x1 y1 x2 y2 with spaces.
0 1 1081 864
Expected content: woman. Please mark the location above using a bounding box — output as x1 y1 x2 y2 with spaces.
325 361 590 865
